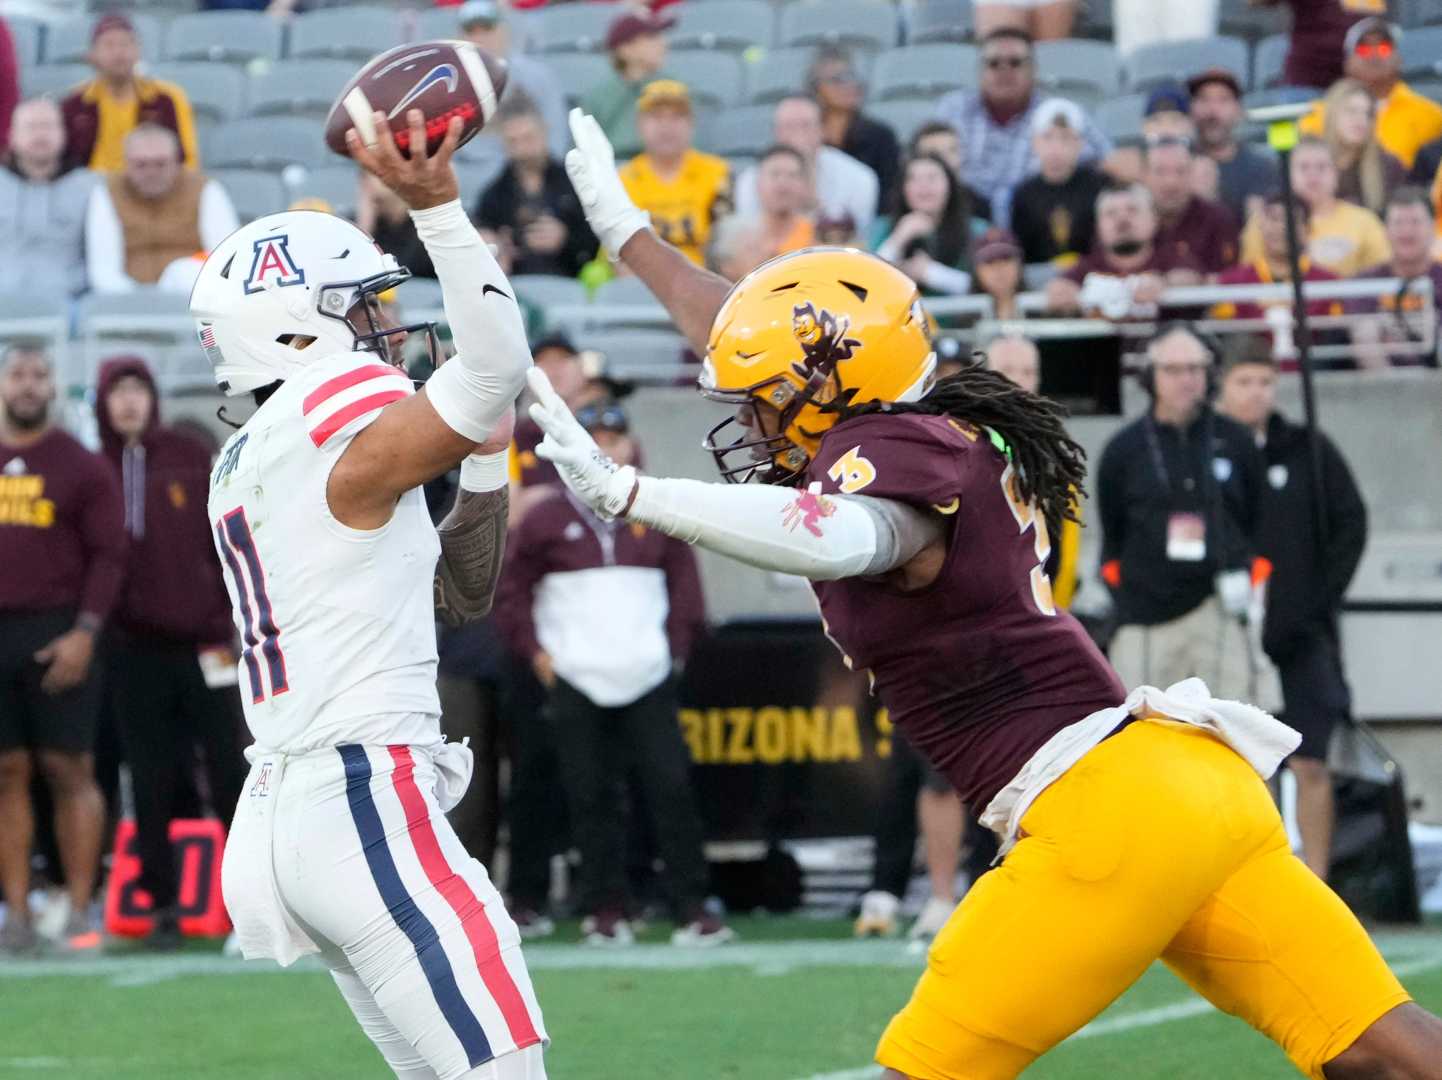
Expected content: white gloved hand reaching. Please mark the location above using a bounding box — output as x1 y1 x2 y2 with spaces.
527 367 638 519
564 108 650 255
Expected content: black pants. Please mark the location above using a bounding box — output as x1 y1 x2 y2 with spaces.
550 676 709 920
438 673 502 868
503 659 567 912
110 640 247 911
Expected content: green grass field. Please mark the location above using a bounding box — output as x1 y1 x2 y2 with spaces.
3 918 1440 1079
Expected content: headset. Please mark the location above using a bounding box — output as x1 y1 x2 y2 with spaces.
1137 321 1221 400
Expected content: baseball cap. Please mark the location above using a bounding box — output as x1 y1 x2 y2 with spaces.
1186 67 1242 99
606 9 677 51
1144 83 1191 117
91 11 135 43
1344 16 1400 54
1030 97 1085 136
458 1 502 28
530 332 578 358
637 79 691 114
975 227 1021 264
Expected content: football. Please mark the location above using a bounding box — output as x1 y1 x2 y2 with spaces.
324 40 507 160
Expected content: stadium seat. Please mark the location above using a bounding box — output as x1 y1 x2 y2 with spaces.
1253 33 1289 89
553 53 615 107
581 328 687 373
871 44 975 100
21 63 91 101
594 275 658 308
164 11 283 64
706 104 776 156
1034 40 1122 108
869 99 937 143
1095 92 1148 142
906 0 976 45
288 7 405 61
455 156 507 209
1125 36 1251 92
247 59 354 118
512 275 590 310
779 1 901 53
44 12 163 64
209 168 288 223
666 50 746 109
414 6 468 41
7 15 43 66
395 277 445 318
150 62 249 124
204 117 329 172
531 4 614 54
1400 26 1442 80
668 1 775 54
287 163 360 219
1412 79 1442 105
1217 0 1288 38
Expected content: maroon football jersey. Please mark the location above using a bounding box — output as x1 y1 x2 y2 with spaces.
806 412 1127 813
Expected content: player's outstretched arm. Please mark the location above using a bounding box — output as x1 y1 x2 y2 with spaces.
565 108 732 353
332 111 529 529
526 369 943 581
434 453 511 626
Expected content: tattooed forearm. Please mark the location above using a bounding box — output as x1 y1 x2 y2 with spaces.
433 486 509 627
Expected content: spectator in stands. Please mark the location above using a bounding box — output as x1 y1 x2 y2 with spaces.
60 13 200 174
1300 18 1442 173
735 96 880 234
95 357 245 950
1240 136 1389 278
972 227 1025 319
581 7 676 160
1146 136 1238 277
1353 186 1442 369
975 0 1076 41
475 95 597 278
459 0 569 159
85 125 238 294
871 154 979 296
933 29 1111 226
1322 78 1406 217
1 98 98 300
985 332 1040 392
750 145 815 260
1259 0 1379 91
1044 183 1201 314
1212 191 1341 368
706 214 768 282
619 80 730 266
0 343 124 955
1009 98 1105 267
356 172 436 280
808 47 901 211
1189 68 1279 227
1097 325 1267 697
0 18 18 152
910 121 993 221
1217 347 1367 881
495 401 729 947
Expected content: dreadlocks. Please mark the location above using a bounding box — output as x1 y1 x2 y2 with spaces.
838 357 1088 541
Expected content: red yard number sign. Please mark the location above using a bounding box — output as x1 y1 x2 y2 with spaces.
104 818 232 938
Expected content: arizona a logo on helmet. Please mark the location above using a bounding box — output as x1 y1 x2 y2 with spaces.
243 235 306 295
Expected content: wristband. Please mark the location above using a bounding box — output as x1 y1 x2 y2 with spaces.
459 450 508 492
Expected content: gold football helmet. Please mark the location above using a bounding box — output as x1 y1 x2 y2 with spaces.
700 248 936 484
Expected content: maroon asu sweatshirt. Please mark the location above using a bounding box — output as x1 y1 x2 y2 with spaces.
96 357 233 646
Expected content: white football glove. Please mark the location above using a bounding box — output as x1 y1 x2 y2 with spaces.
527 367 637 519
565 107 650 255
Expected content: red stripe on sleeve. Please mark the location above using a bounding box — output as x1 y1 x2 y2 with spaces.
387 747 542 1049
308 389 408 448
302 364 408 415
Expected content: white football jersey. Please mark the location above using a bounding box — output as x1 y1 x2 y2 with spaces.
207 351 442 753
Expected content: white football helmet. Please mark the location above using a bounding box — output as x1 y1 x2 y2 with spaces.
190 209 437 396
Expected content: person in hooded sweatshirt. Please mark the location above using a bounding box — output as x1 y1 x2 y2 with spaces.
96 356 247 949
0 98 98 301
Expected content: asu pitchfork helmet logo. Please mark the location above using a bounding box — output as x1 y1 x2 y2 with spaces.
243 234 306 295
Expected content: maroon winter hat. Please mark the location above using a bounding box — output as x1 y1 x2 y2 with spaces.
606 9 676 51
91 11 136 43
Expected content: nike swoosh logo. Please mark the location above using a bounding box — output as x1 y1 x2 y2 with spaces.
482 283 510 300
388 64 459 119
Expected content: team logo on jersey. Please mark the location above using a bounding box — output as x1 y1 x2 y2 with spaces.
781 483 836 538
388 62 459 119
250 761 272 798
790 303 861 381
243 234 306 295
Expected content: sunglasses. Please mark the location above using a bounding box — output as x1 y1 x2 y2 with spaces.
1354 40 1395 59
984 55 1029 70
575 403 628 435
